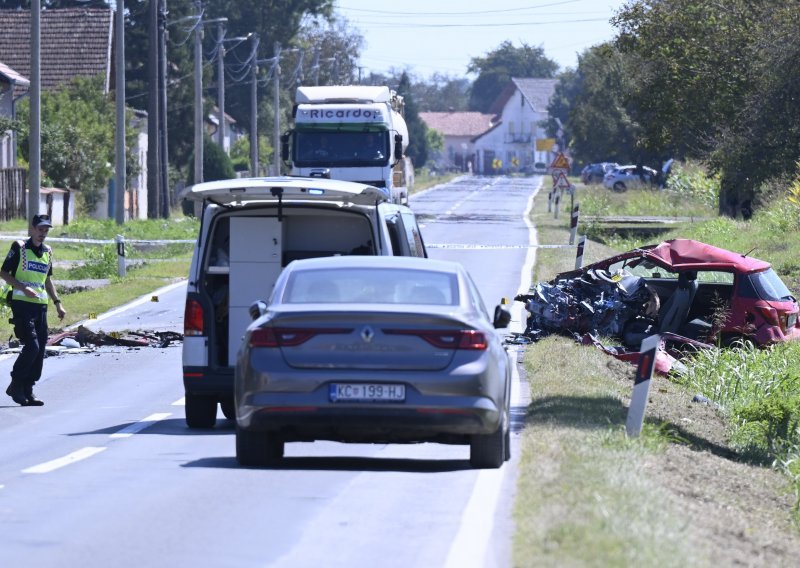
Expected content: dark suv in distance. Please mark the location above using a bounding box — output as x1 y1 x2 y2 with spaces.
581 162 618 184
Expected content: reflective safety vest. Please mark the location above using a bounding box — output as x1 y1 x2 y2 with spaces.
12 241 51 305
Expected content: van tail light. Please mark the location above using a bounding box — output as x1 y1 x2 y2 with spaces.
755 306 780 327
383 329 488 350
249 327 351 348
184 299 204 336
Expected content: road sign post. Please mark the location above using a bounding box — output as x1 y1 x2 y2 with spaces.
569 204 579 245
625 334 660 437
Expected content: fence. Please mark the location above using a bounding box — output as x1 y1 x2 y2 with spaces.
0 168 26 221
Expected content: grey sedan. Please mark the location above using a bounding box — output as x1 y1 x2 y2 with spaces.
235 256 513 469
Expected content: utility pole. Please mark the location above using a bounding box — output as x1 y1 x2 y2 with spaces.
273 41 281 176
216 21 226 149
192 1 203 191
114 0 126 225
147 0 160 218
158 0 169 218
29 0 41 219
249 34 260 177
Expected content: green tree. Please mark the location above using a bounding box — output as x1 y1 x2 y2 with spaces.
552 44 650 167
467 41 558 112
395 71 429 168
15 76 139 214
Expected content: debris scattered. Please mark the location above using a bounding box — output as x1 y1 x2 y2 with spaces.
1 327 183 356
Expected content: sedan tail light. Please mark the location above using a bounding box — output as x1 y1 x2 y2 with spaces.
250 327 351 347
755 306 780 327
184 299 204 336
383 329 488 350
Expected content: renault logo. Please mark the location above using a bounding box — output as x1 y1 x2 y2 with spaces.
360 326 375 343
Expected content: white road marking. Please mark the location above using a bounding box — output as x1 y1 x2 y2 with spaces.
109 412 172 439
22 447 107 474
66 279 185 328
444 178 540 568
172 397 185 406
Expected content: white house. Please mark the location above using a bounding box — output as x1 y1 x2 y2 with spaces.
418 111 496 173
471 78 558 174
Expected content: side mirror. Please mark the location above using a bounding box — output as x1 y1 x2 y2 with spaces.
248 300 268 321
493 305 512 329
280 133 290 162
394 134 403 161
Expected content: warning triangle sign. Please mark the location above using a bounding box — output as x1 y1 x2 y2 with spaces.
550 152 570 170
554 172 571 189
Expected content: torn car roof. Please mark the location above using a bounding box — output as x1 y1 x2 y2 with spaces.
645 239 770 273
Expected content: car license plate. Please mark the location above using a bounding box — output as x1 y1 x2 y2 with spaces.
329 383 405 402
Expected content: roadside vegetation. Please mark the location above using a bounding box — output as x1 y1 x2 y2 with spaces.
514 168 800 565
0 215 197 338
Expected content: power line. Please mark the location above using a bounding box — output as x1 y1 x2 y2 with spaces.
342 17 608 29
338 0 582 16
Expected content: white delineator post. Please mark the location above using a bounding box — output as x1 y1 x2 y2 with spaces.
574 235 586 269
569 204 579 245
115 234 127 278
625 334 660 437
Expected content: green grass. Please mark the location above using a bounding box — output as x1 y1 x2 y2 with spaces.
519 167 800 534
0 217 194 339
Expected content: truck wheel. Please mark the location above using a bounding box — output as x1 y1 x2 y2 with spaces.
236 426 284 466
185 394 217 428
470 424 506 469
220 398 236 420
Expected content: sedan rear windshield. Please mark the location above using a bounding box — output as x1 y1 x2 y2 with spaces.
284 268 459 305
748 269 795 302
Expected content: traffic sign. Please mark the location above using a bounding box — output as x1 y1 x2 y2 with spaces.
554 172 571 189
550 152 570 170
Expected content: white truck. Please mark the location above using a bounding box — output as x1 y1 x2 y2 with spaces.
281 85 413 205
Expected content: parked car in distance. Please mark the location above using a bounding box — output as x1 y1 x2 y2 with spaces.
234 255 514 469
603 164 658 192
580 162 618 184
182 177 429 429
553 239 800 347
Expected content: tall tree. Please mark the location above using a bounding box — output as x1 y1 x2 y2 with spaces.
395 72 428 168
467 41 558 112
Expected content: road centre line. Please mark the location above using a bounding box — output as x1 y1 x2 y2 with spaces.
445 179 540 568
109 413 172 439
22 447 107 474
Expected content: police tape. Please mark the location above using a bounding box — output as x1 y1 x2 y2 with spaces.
426 243 576 249
0 234 194 245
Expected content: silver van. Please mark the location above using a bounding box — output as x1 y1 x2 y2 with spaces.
181 177 428 428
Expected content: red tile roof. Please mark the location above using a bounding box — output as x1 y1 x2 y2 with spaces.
0 8 113 93
418 111 497 137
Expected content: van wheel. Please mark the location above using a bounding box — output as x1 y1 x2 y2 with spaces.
220 398 236 420
470 424 506 469
236 426 284 466
186 394 217 428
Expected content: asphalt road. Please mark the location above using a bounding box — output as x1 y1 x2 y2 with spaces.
0 175 541 568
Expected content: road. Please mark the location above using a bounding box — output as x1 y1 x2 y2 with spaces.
0 175 541 568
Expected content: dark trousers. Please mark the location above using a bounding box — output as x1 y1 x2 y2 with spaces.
10 301 49 388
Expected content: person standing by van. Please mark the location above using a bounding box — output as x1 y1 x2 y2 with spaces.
1 214 66 406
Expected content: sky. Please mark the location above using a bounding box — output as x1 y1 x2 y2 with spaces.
333 0 629 80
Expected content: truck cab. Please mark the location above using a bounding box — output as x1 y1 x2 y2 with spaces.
283 85 412 205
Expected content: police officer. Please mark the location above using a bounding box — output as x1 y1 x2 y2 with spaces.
1 214 66 406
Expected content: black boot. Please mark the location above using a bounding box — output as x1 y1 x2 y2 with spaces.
5 381 29 406
24 384 44 406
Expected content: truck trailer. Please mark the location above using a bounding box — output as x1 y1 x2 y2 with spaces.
281 85 413 205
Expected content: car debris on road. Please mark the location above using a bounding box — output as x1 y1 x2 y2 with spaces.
1 327 183 356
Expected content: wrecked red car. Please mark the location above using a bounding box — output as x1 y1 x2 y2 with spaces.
517 239 799 347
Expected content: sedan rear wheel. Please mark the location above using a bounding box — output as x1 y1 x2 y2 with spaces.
236 426 284 467
470 424 506 469
185 394 217 429
612 181 627 192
